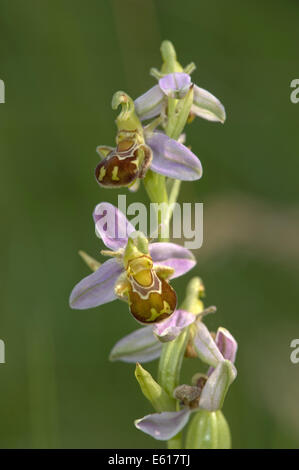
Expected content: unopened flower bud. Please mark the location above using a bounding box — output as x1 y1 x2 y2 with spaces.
185 409 231 449
160 40 183 74
180 277 205 315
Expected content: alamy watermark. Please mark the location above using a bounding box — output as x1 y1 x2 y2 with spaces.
0 79 5 103
290 79 299 104
290 339 299 364
0 340 5 363
95 195 203 249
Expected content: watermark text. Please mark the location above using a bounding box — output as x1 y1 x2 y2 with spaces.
95 195 203 249
290 79 299 103
0 79 5 103
0 339 5 363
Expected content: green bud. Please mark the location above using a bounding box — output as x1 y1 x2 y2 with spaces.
185 409 231 449
135 363 175 412
160 40 183 74
180 277 205 315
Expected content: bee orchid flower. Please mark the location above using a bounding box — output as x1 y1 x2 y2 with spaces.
95 91 202 189
135 72 226 124
69 203 196 324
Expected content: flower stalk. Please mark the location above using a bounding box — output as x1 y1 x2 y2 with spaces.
145 45 194 448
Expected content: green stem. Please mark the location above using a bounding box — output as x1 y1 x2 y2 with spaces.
143 41 191 449
158 328 189 396
153 44 186 449
166 97 177 137
143 171 168 242
168 179 181 205
164 179 181 229
157 327 190 451
143 171 168 205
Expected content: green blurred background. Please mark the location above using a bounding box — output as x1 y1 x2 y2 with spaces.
1 0 299 448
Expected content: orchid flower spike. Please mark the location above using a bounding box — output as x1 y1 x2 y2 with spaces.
95 91 202 189
69 203 196 324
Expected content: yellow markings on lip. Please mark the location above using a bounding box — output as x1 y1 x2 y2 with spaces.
148 307 160 322
149 300 172 322
160 300 172 315
111 166 120 181
98 166 106 181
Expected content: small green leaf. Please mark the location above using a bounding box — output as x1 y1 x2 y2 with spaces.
135 363 175 412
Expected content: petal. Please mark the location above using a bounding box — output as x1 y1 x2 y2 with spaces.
199 360 237 411
109 326 162 363
93 202 135 251
69 258 122 309
159 73 191 99
153 309 196 343
192 84 226 123
146 132 202 181
134 85 164 121
215 327 238 364
193 321 224 367
150 242 196 279
135 408 191 441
